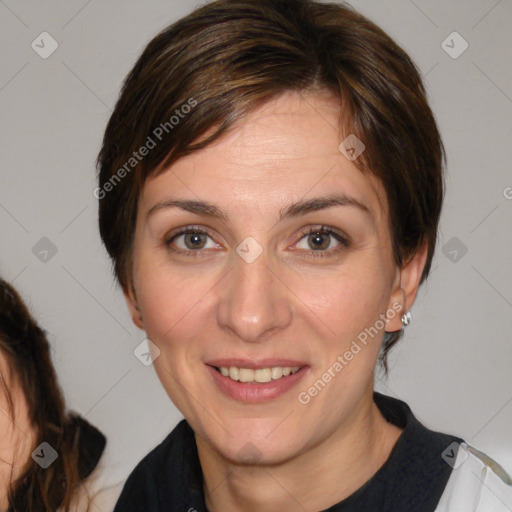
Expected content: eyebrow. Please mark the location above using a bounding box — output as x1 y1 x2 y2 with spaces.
146 193 372 223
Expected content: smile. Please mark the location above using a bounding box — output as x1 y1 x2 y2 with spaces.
215 365 301 383
207 362 309 403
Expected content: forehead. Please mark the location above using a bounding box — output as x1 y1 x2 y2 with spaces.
140 91 387 224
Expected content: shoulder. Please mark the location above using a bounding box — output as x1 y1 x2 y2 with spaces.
435 442 512 512
113 419 192 511
62 436 125 512
64 473 124 512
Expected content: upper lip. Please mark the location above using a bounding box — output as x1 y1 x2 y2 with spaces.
205 358 308 369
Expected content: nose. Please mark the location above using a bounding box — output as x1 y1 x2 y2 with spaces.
216 244 293 343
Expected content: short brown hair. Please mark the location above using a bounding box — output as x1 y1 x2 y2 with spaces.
96 0 445 369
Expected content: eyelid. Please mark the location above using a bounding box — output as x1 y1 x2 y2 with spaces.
164 224 215 243
294 225 350 246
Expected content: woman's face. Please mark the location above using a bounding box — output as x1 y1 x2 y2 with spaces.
127 91 409 464
0 353 35 503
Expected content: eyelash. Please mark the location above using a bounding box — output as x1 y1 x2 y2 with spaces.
164 225 350 259
296 226 350 258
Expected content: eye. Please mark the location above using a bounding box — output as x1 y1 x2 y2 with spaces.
165 226 219 256
294 226 350 258
164 225 350 259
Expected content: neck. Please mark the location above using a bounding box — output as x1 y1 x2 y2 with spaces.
197 392 403 512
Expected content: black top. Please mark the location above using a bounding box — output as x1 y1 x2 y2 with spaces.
73 414 107 480
114 392 463 512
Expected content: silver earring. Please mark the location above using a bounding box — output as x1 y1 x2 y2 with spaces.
401 311 411 327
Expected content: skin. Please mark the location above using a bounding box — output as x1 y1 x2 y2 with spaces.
125 90 428 511
0 353 35 510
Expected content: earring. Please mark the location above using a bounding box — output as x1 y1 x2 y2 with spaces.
401 311 411 327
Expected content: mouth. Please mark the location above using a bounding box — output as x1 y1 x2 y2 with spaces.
205 360 309 403
212 365 301 383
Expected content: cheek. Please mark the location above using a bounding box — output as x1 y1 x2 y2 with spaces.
133 252 218 351
133 264 212 406
291 261 391 342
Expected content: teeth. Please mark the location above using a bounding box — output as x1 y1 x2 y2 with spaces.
270 367 283 379
255 368 271 383
239 368 254 382
217 366 300 383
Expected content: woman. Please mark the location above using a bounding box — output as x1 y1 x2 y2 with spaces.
0 278 112 511
96 0 512 510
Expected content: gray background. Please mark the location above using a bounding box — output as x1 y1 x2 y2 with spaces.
1 0 511 491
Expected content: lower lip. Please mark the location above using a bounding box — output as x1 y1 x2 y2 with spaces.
207 365 309 403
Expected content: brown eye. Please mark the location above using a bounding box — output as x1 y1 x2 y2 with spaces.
295 226 350 259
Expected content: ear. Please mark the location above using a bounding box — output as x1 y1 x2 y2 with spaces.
123 282 144 330
386 241 429 332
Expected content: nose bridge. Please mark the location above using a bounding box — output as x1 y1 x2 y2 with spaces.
217 240 292 342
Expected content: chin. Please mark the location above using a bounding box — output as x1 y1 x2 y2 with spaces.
201 417 311 466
